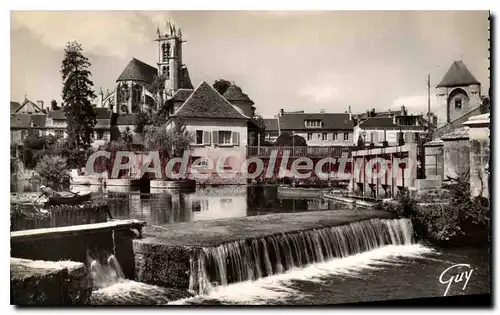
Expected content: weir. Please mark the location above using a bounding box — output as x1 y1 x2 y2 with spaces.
132 209 398 291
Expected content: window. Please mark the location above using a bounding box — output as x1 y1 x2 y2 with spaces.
332 132 338 140
195 130 203 144
305 120 322 128
21 131 27 140
455 99 462 109
322 132 327 141
343 133 349 141
307 133 312 141
317 133 321 139
219 131 232 145
55 130 64 138
96 131 104 140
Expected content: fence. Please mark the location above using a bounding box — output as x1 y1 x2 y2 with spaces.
10 203 109 232
247 146 354 158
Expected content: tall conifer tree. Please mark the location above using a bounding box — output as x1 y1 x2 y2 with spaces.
61 41 96 149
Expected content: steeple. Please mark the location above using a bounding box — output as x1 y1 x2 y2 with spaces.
156 19 184 99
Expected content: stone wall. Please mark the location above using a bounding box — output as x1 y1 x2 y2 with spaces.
443 139 470 180
11 258 92 305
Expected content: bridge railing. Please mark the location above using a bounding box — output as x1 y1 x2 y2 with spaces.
247 146 354 157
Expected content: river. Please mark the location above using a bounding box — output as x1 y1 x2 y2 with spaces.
12 182 491 305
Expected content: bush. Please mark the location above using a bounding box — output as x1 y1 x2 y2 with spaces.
34 155 71 187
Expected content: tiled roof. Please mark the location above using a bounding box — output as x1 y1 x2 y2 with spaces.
10 114 30 129
116 114 137 125
223 85 254 104
117 58 158 83
437 61 480 88
93 107 111 119
264 119 279 131
11 102 21 113
441 127 470 140
171 89 193 102
279 113 354 131
47 110 67 120
172 81 249 120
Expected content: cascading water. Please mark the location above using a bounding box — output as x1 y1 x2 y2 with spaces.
188 218 415 295
90 254 125 289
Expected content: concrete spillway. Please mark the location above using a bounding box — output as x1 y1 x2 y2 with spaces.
133 209 397 291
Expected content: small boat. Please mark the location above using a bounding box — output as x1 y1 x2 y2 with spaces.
44 191 93 206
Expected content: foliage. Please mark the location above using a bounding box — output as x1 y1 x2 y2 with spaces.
143 118 193 158
61 41 97 149
146 74 167 108
121 127 133 145
135 110 152 134
213 79 231 95
34 155 71 186
275 134 307 147
386 178 490 245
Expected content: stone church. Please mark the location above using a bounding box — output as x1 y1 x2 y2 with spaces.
100 21 195 114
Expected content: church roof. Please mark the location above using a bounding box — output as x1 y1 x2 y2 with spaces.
117 58 158 83
437 61 480 88
180 67 194 89
172 81 250 120
223 84 254 104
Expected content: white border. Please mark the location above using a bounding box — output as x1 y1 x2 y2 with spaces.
2 2 497 314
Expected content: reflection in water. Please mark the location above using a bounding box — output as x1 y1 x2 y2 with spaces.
13 181 356 225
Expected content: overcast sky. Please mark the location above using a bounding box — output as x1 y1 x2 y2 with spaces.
11 11 489 123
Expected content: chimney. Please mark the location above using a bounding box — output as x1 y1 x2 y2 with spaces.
279 109 284 116
37 100 44 111
400 105 406 116
348 105 352 121
320 109 325 114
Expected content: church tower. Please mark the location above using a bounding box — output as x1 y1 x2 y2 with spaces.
156 20 184 98
436 61 481 123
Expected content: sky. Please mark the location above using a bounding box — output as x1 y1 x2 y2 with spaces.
10 11 490 124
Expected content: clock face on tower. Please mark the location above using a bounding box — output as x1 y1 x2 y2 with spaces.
121 105 129 114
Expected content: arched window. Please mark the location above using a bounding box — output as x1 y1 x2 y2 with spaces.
132 84 142 104
162 66 170 79
162 42 171 62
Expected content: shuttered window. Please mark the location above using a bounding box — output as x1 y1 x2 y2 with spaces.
212 130 219 144
232 131 240 145
203 131 211 144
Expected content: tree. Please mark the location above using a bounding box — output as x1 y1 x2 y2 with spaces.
275 134 307 147
134 110 151 134
143 118 193 158
213 79 231 95
34 155 71 188
61 41 97 149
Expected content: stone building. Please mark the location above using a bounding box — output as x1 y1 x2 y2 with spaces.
108 21 194 114
436 61 482 123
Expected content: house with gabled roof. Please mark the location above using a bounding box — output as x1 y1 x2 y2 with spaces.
11 98 46 114
165 81 251 175
277 111 355 146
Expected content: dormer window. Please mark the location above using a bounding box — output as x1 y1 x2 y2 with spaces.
305 120 322 128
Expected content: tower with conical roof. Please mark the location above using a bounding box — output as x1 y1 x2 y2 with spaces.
222 84 255 118
156 20 184 99
436 60 481 123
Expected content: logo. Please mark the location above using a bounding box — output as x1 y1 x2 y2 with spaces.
439 263 474 296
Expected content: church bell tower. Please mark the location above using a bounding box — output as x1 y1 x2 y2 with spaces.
156 20 183 99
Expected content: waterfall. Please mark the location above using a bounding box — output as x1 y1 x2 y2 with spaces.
189 218 414 294
90 254 125 289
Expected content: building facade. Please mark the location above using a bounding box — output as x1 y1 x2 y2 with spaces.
277 112 355 146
